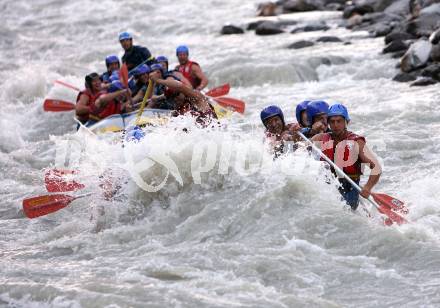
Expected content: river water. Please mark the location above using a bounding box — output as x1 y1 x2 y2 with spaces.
1 0 440 307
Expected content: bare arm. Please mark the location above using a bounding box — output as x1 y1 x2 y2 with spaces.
172 71 192 89
95 89 128 108
151 71 211 112
76 94 91 116
358 139 382 198
192 64 208 91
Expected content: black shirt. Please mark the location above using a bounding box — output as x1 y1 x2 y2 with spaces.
122 45 153 70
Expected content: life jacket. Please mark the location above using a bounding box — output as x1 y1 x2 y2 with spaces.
75 89 104 123
321 131 365 180
176 60 201 89
90 99 121 121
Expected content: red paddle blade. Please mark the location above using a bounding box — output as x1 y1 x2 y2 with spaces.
120 64 129 88
377 204 408 225
44 169 85 192
54 80 80 92
23 194 76 218
213 97 245 114
372 193 408 215
205 83 230 97
43 99 75 112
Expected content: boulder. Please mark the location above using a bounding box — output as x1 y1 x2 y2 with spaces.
431 43 440 62
385 31 414 44
410 77 438 86
383 40 409 53
421 63 440 80
405 4 440 37
430 28 440 44
325 3 344 10
316 36 343 42
255 21 285 35
257 2 279 16
282 0 323 13
287 40 315 49
247 20 265 31
291 22 329 33
343 4 374 18
384 0 410 16
221 25 244 35
371 23 393 37
392 72 417 82
400 39 432 72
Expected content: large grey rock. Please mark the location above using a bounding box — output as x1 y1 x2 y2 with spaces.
383 40 409 53
371 23 393 37
393 72 417 82
384 0 410 16
288 40 315 49
343 4 374 18
430 43 440 62
410 77 438 86
247 20 265 31
421 63 440 80
400 39 432 72
430 28 440 44
385 31 415 44
221 25 244 35
283 0 323 13
316 36 343 42
255 21 285 35
405 4 440 37
291 22 329 33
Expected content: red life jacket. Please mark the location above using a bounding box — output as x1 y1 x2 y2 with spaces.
76 89 104 123
176 60 201 89
321 131 365 179
76 89 122 122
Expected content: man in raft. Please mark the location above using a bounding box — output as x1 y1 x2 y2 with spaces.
149 65 217 126
119 31 154 71
311 103 382 210
175 45 209 91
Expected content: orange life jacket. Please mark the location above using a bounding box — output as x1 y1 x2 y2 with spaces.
176 60 201 89
321 131 365 179
76 89 104 123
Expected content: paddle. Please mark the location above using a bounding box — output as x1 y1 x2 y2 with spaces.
297 132 408 225
120 63 129 88
372 192 408 215
205 83 230 97
213 97 245 114
54 80 80 92
135 79 154 126
22 193 92 219
45 169 85 192
43 99 75 112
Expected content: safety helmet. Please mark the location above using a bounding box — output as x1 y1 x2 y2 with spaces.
176 45 189 55
108 80 124 93
295 100 310 126
156 55 168 63
150 63 164 76
119 31 132 41
260 105 285 127
105 55 120 67
328 103 350 122
134 64 151 76
306 100 329 125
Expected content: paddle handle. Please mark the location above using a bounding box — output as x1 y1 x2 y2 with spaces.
297 132 379 210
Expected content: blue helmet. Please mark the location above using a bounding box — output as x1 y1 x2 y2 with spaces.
260 105 285 127
126 126 145 142
156 55 168 63
108 80 124 93
150 63 164 76
119 31 132 41
295 100 310 126
105 55 120 67
176 45 189 55
306 100 329 125
134 64 151 76
328 103 350 122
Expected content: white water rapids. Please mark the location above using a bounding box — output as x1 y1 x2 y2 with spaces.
1 0 440 307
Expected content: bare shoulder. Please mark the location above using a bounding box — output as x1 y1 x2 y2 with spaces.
311 133 324 142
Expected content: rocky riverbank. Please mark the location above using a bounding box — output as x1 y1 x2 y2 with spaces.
221 0 440 86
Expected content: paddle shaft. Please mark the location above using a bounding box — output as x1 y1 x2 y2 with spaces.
297 132 381 211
